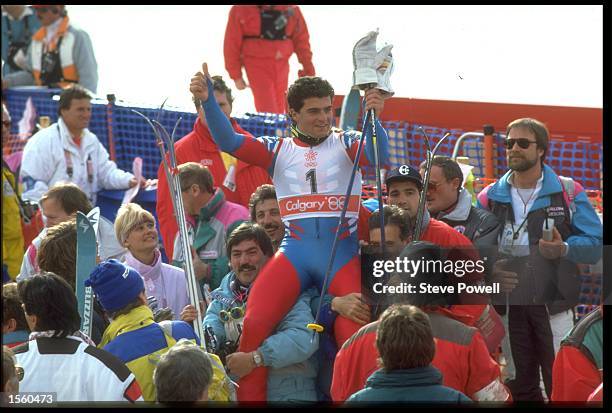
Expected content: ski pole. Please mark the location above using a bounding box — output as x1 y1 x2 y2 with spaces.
368 105 386 256
413 128 451 242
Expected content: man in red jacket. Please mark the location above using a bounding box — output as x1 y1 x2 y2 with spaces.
156 76 270 258
331 304 510 401
224 5 315 114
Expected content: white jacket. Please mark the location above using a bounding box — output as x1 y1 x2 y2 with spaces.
20 117 133 204
14 335 143 402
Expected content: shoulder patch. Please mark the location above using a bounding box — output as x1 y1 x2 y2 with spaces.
84 345 132 381
37 337 80 355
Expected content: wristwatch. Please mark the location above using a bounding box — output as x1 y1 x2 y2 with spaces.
252 351 263 367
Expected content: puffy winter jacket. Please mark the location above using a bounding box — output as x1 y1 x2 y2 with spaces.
346 366 471 403
205 273 320 401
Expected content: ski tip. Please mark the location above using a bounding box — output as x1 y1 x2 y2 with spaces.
307 323 324 333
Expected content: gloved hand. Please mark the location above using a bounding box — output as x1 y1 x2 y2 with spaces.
374 44 394 97
352 30 379 88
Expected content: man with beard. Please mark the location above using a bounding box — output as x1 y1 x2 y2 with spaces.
477 118 602 401
191 62 389 400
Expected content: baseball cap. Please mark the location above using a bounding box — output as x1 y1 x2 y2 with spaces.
385 164 423 191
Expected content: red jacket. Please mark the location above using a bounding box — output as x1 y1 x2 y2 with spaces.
551 346 601 401
224 5 314 80
331 307 509 401
156 118 270 258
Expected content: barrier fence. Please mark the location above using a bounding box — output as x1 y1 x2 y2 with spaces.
4 88 603 318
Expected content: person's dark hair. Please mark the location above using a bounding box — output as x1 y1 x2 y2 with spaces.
226 222 274 258
37 219 77 289
107 295 146 320
154 339 213 402
192 75 234 111
286 76 334 114
18 273 81 336
376 304 435 371
2 283 29 332
178 162 214 194
419 156 463 189
40 182 93 215
57 85 92 116
368 205 411 242
248 184 277 221
506 117 549 163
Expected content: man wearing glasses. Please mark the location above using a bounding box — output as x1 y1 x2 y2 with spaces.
477 118 602 401
201 222 320 402
2 5 98 93
418 156 500 249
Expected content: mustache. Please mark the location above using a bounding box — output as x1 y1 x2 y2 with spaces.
264 223 280 231
238 264 257 273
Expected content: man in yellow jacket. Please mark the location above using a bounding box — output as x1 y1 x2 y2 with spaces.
87 259 235 402
2 102 24 281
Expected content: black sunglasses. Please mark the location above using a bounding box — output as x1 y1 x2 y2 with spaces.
505 138 537 149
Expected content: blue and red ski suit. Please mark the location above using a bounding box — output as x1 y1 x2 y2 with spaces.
201 78 388 400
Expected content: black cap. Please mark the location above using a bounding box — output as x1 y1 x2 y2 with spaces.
385 164 422 190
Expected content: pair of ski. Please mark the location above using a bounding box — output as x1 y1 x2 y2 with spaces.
131 105 207 347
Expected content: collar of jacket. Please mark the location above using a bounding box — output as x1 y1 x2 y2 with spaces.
57 117 94 153
198 187 225 222
124 249 162 282
367 366 443 388
99 305 155 347
408 208 431 241
32 15 69 44
486 164 563 206
436 188 472 221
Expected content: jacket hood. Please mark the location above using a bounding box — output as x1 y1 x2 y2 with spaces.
366 366 443 388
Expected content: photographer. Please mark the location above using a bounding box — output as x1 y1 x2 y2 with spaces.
195 222 320 402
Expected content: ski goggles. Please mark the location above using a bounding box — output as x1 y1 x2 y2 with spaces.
505 138 538 149
219 306 245 322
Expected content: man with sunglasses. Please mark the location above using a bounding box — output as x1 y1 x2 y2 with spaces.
203 222 320 401
477 118 602 401
2 5 98 93
418 156 500 249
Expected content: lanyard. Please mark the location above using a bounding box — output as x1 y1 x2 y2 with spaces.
58 124 93 182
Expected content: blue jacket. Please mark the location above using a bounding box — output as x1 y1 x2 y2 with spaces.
477 164 602 265
204 272 320 401
1 8 41 76
347 366 471 403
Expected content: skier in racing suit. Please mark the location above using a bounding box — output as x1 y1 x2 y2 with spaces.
190 62 389 401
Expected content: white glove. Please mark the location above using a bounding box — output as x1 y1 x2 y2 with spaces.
374 44 394 97
352 30 379 89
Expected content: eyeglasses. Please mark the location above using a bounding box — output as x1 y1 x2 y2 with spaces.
505 138 538 149
425 181 441 193
219 306 245 322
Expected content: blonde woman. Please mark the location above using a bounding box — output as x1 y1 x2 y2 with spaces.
115 203 189 320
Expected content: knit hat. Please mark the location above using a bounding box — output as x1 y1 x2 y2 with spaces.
85 259 144 312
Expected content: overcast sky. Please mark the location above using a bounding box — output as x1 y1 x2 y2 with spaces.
67 5 603 114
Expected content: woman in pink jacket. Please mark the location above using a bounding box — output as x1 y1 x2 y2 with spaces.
114 203 189 320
